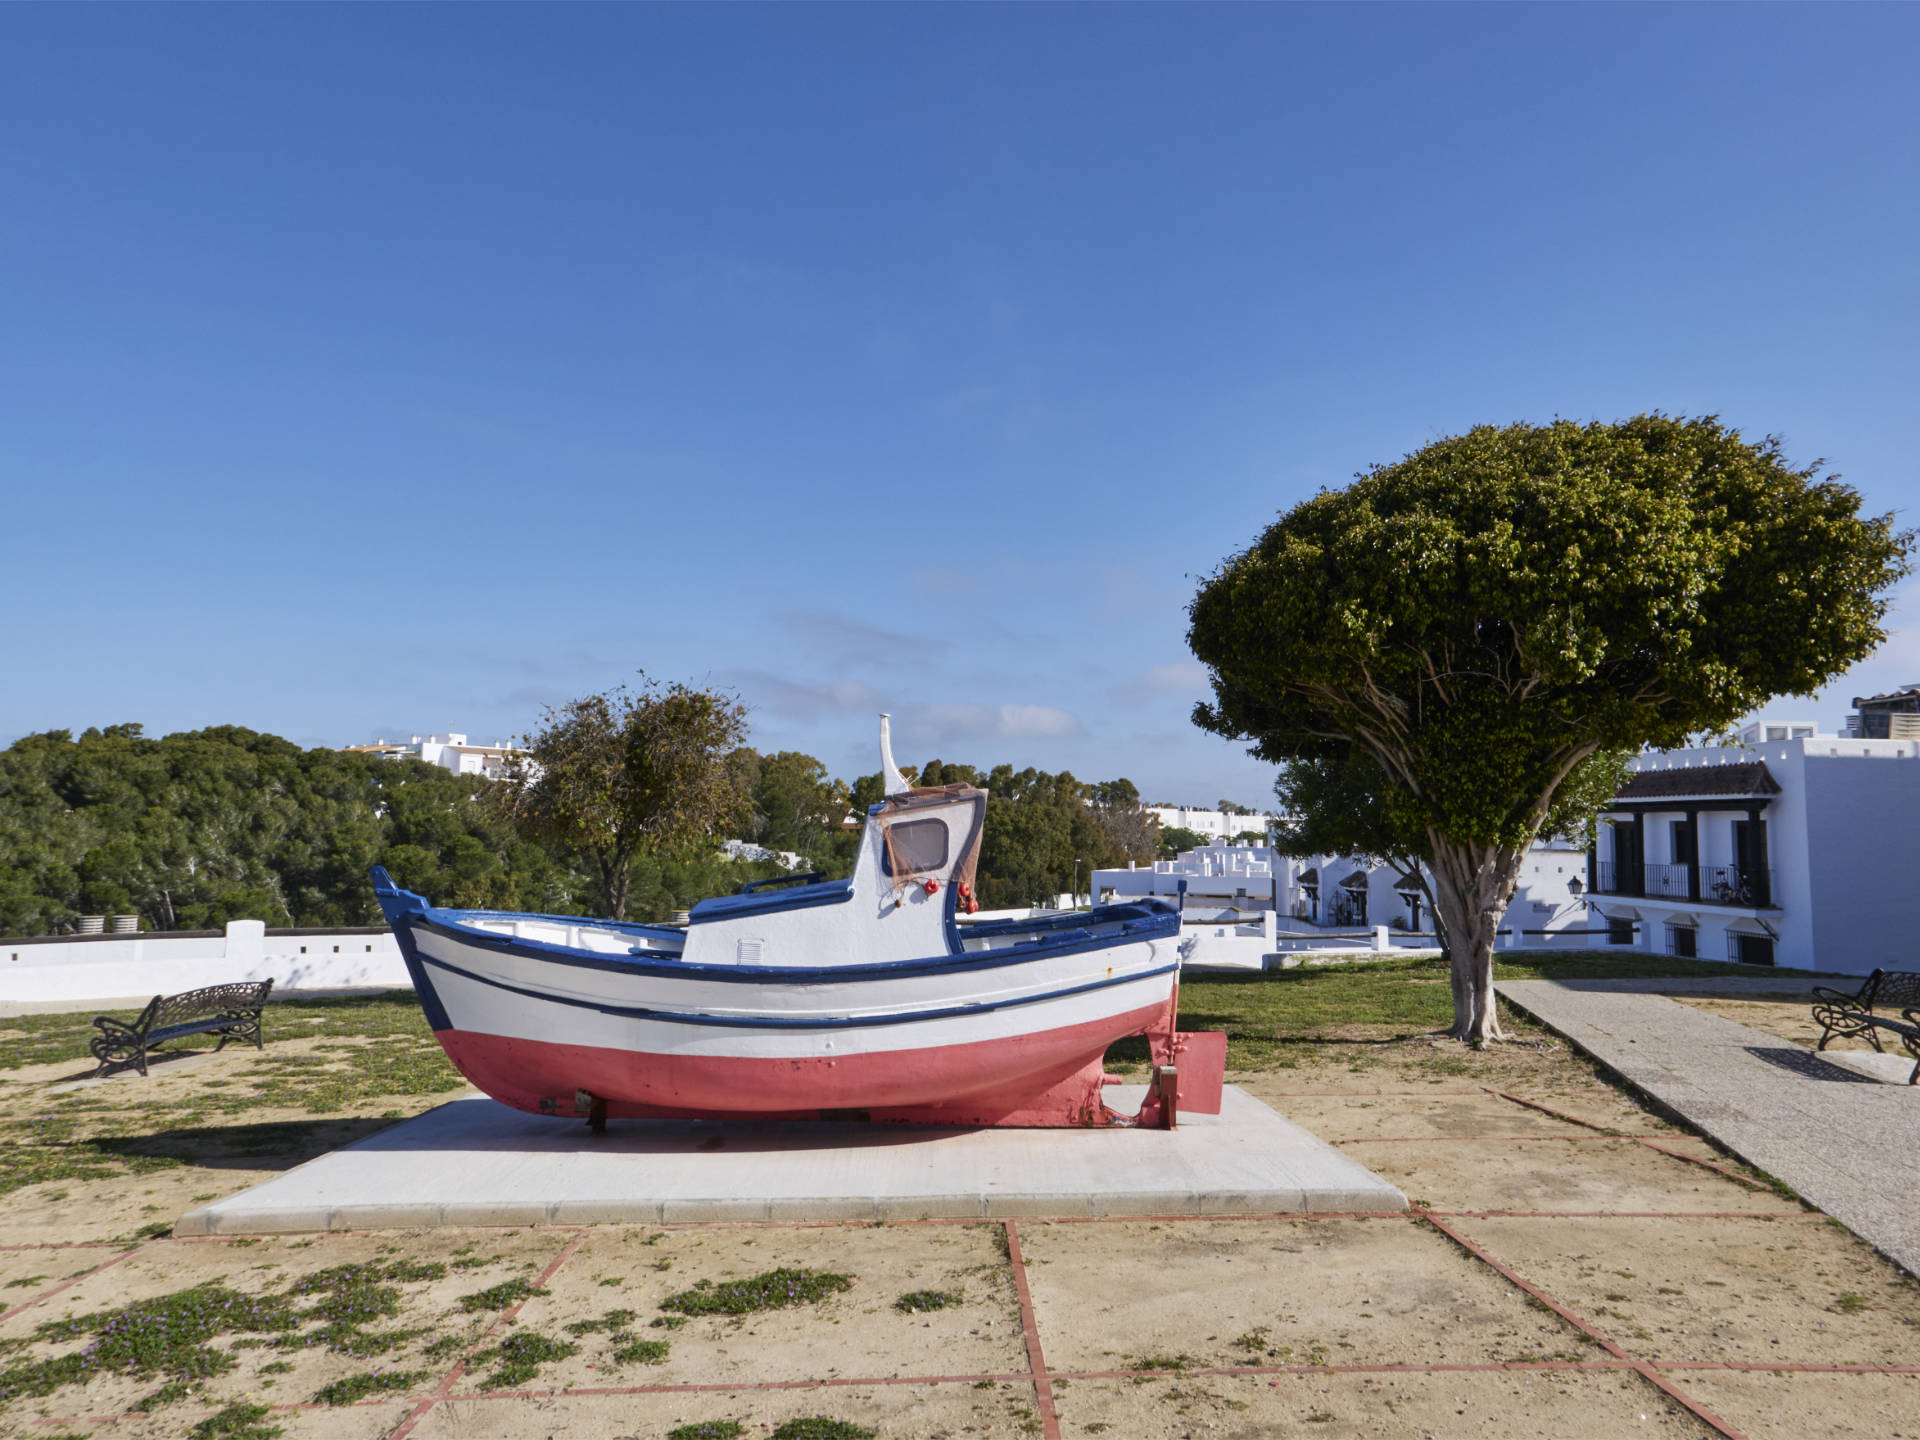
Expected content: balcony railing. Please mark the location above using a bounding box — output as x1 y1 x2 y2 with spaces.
1590 860 1773 907
1642 862 1692 898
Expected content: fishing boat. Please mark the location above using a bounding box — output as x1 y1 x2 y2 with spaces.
372 717 1224 1128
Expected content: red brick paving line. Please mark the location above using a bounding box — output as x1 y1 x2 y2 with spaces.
33 1357 1920 1432
1485 1087 1776 1195
1417 1207 1754 1440
1633 1138 1779 1193
0 1239 156 1326
382 1227 591 1440
1484 1086 1637 1132
1002 1219 1063 1440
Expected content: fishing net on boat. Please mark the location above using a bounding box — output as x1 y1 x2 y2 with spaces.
877 784 984 904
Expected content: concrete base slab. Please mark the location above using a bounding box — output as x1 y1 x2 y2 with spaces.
175 1085 1405 1235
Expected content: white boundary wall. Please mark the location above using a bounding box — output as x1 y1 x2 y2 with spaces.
3 921 410 1006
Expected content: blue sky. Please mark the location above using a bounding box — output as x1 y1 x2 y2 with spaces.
3 5 1915 805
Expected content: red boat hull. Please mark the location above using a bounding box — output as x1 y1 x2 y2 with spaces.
437 995 1179 1126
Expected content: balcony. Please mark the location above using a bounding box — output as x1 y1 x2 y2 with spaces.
1591 861 1773 907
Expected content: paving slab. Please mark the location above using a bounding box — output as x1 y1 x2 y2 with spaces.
1497 980 1920 1276
174 1084 1405 1234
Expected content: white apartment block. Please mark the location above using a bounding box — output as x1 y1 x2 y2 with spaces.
1586 721 1920 973
1144 805 1272 844
344 732 528 781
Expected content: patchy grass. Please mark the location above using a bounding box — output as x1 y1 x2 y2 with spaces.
458 1277 549 1313
668 1423 747 1440
562 1308 636 1337
189 1401 282 1439
0 1259 453 1408
609 1336 670 1365
0 994 465 1201
468 1332 578 1390
769 1420 877 1440
660 1268 854 1317
893 1289 963 1313
312 1369 429 1405
0 1283 297 1400
1128 1353 1198 1372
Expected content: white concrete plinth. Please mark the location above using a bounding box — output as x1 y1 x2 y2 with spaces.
175 1085 1404 1235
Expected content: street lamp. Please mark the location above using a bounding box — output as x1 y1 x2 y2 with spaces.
1071 858 1088 911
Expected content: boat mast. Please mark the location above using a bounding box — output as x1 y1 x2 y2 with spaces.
878 713 912 797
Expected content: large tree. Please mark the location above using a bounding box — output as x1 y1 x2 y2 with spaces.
1190 416 1910 1042
500 679 751 920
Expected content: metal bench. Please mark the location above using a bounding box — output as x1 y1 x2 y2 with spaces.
90 979 274 1077
1811 970 1920 1084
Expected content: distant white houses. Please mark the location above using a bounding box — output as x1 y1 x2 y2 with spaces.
1092 834 1588 947
1585 720 1920 974
344 732 528 782
1143 805 1273 844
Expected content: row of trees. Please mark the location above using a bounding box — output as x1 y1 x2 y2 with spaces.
0 700 1164 935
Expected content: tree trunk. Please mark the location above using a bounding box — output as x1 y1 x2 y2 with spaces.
605 836 642 921
1425 836 1523 1045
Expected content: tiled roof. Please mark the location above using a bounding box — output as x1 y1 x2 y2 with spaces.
1614 762 1780 801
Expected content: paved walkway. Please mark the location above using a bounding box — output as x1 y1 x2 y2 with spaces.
1497 979 1920 1277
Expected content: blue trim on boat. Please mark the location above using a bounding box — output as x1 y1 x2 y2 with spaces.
417 950 1180 1031
370 866 452 1031
687 880 853 923
406 902 1174 984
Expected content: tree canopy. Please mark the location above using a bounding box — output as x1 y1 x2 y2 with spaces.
1191 415 1911 1040
0 721 1162 934
498 680 752 921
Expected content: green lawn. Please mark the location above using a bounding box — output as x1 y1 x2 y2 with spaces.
1163 950 1824 1070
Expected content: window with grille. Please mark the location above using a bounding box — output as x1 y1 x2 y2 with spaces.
1664 924 1697 958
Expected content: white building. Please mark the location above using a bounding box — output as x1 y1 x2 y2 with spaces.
345 732 528 781
1586 723 1920 973
1143 805 1272 844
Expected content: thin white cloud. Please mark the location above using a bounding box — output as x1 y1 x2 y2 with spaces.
777 613 947 670
720 669 1085 749
1111 659 1209 708
722 669 884 720
908 703 1085 743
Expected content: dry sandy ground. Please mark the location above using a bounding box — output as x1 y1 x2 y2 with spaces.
1670 993 1891 1053
4 1026 1918 1440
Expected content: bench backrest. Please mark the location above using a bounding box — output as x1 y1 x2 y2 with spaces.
148 980 274 1031
1867 971 1920 1011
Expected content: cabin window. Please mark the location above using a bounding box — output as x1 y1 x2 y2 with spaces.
881 817 950 876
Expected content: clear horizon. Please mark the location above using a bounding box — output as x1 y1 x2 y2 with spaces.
3 6 1915 807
